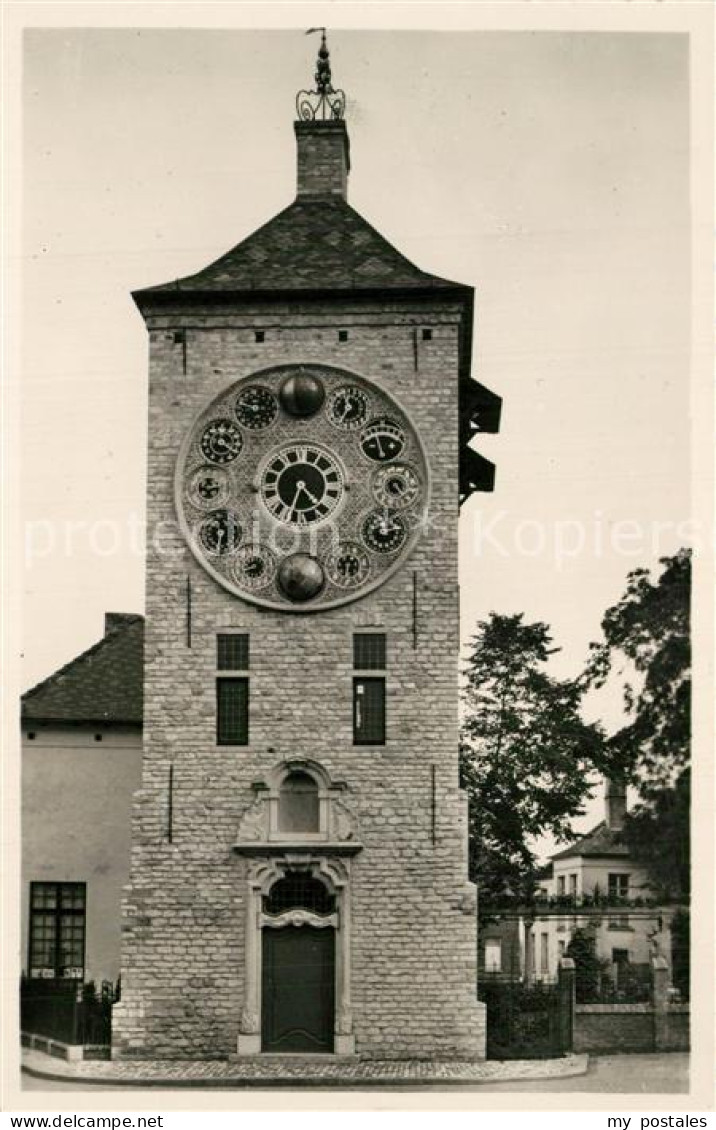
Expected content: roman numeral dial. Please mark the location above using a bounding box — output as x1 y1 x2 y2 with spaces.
260 443 345 526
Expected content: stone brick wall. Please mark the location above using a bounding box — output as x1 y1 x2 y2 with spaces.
575 1005 655 1054
574 1004 690 1054
112 296 486 1061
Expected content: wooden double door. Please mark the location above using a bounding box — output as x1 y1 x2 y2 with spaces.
261 925 335 1053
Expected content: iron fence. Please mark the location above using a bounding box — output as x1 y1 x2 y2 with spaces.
478 975 572 1060
20 977 116 1051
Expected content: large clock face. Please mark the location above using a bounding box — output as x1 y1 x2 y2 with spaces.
260 443 344 526
175 364 429 611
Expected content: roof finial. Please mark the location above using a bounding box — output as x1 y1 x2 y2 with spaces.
296 28 346 121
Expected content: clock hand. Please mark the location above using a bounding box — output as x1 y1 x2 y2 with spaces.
299 484 321 507
375 436 385 459
288 481 304 520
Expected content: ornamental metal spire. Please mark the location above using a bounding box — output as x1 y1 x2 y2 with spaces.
296 28 346 121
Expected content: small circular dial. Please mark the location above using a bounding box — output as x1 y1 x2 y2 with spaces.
188 466 230 509
232 544 277 590
235 386 277 430
198 509 243 556
362 510 408 554
328 386 369 432
372 464 421 510
360 417 406 463
200 419 243 464
260 443 344 526
324 543 371 589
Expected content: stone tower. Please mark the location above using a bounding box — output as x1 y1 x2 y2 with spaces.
113 34 499 1061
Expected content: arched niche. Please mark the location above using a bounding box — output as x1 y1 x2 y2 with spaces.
234 759 362 852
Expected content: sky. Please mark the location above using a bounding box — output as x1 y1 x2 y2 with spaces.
19 26 692 842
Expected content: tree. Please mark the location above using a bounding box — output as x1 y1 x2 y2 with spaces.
585 549 690 791
460 613 607 910
584 550 691 899
566 928 606 1002
622 768 690 899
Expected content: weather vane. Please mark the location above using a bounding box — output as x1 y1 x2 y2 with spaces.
295 28 346 121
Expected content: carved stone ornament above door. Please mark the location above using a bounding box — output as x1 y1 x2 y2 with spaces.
234 758 363 856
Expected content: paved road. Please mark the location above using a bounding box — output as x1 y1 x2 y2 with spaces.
21 1054 689 1094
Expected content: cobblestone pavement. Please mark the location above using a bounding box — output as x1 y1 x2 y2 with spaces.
21 1053 693 1096
456 1053 690 1094
21 1048 588 1088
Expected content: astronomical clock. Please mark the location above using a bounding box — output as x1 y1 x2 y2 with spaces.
175 364 429 611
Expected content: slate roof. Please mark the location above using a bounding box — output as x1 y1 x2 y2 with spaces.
550 821 630 862
22 615 144 725
133 198 467 301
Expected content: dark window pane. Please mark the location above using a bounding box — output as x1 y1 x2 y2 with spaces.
61 884 85 910
353 633 386 670
31 883 57 910
217 633 249 670
354 677 386 745
278 771 320 833
217 677 249 745
29 882 86 977
264 872 335 915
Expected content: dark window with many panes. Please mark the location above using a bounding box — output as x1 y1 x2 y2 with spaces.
217 633 249 671
608 873 630 899
216 633 250 745
353 633 386 744
29 882 86 979
353 632 386 670
216 677 249 745
353 677 386 745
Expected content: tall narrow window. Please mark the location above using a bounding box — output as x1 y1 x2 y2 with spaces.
29 882 86 979
484 940 502 973
216 633 249 745
608 873 630 929
608 873 629 900
353 633 386 745
540 932 549 974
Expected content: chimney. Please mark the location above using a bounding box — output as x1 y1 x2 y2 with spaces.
294 30 350 200
605 778 627 831
105 612 140 636
294 120 350 200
